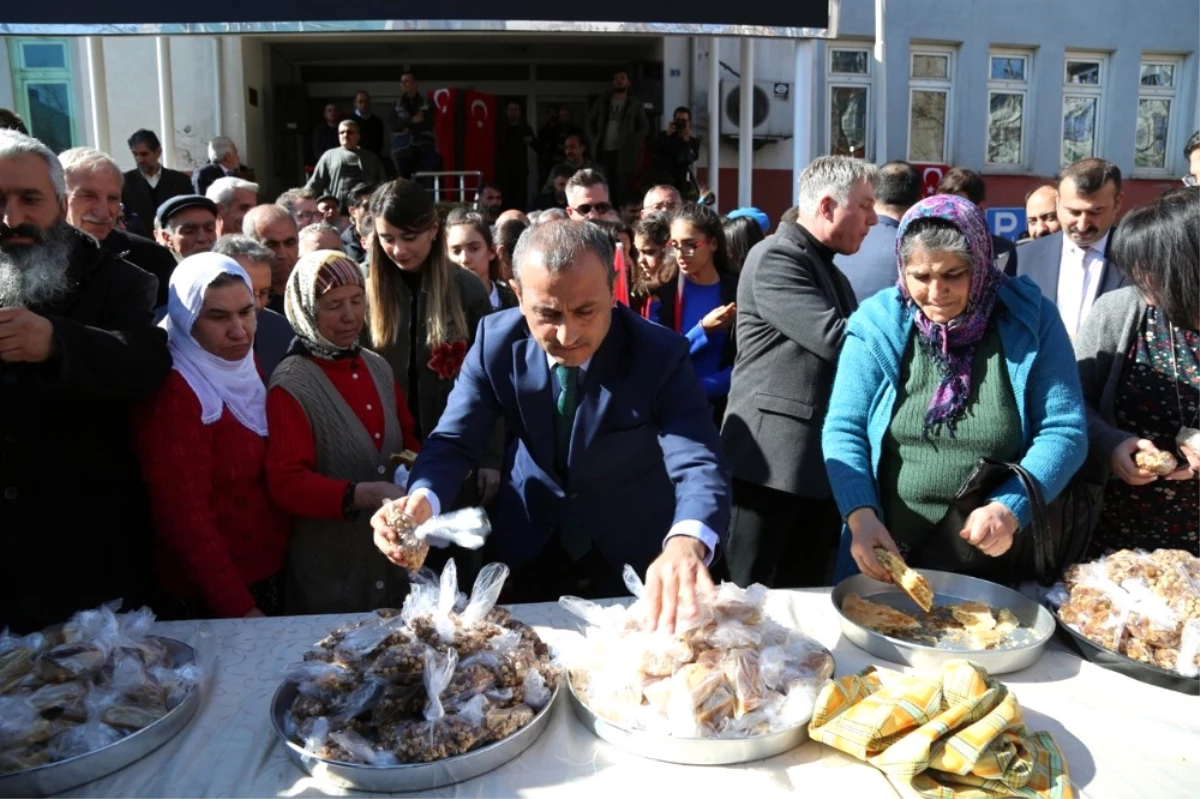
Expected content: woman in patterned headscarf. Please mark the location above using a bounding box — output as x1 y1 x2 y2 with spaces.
823 194 1087 582
265 249 422 614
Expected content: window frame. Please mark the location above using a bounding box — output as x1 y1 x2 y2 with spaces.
906 45 956 164
1132 54 1184 177
826 45 873 160
1060 50 1108 166
984 49 1033 172
7 37 78 154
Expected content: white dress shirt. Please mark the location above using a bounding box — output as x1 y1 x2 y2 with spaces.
412 351 721 563
1055 232 1109 338
488 283 501 310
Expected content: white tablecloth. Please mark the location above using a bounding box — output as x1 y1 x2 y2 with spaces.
64 589 1199 798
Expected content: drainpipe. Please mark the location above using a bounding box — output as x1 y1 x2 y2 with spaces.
85 37 109 152
156 36 176 168
738 38 754 207
791 39 815 204
707 37 721 209
874 0 887 161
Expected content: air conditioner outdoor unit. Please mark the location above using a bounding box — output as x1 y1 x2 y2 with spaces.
720 80 794 138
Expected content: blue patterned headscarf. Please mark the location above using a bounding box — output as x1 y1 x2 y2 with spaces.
895 194 1007 437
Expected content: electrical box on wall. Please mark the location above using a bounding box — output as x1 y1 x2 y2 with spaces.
719 80 793 138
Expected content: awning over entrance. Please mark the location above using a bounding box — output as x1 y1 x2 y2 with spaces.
1 1 834 38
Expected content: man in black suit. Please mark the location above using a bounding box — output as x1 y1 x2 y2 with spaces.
935 167 1019 277
122 129 193 239
836 160 921 302
1016 158 1126 339
60 145 179 308
721 155 878 588
192 136 256 197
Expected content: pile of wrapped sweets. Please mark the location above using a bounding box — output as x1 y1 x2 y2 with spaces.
285 561 558 765
562 568 834 738
0 603 201 773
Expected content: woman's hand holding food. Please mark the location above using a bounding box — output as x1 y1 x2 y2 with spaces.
848 508 901 582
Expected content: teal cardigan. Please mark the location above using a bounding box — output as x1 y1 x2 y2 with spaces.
822 276 1088 581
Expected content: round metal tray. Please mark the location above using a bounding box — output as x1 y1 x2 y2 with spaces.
832 570 1055 675
1054 612 1200 695
566 659 827 766
0 637 201 798
271 678 560 792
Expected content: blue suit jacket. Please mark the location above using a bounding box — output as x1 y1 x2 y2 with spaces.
1016 230 1125 308
409 305 731 573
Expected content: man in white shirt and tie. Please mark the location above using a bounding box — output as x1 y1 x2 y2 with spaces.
1017 158 1126 338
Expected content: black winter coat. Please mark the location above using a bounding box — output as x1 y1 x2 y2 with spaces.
0 232 171 632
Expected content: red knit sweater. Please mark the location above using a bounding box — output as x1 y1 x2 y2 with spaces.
265 354 421 521
134 370 290 618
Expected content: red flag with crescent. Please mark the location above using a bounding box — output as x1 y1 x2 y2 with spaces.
432 87 458 172
613 242 630 306
462 90 497 183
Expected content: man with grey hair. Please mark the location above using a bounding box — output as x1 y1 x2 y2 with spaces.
206 176 259 237
0 129 170 632
373 220 729 632
722 155 878 589
298 222 346 256
277 187 320 230
307 119 387 209
212 233 295 376
243 204 300 313
60 146 177 307
192 135 256 196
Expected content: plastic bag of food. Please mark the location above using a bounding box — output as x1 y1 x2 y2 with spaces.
0 632 42 693
459 563 510 629
1176 620 1200 679
520 667 552 711
328 728 399 766
45 690 124 760
384 508 492 572
110 654 165 708
335 615 402 661
331 676 385 723
301 716 330 754
37 642 108 683
0 695 42 749
712 582 768 625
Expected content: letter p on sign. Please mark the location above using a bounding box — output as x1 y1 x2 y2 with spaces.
986 208 1027 241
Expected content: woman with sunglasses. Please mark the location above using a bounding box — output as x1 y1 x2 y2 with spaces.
366 181 500 540
658 203 739 423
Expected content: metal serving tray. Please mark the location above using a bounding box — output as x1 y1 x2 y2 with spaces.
832 570 1055 675
1055 612 1200 695
0 637 201 798
271 679 560 792
566 658 828 766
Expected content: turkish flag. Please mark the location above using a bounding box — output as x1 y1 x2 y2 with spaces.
912 163 950 198
613 243 630 306
431 87 458 173
462 91 497 183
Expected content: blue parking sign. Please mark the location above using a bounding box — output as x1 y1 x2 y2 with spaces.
987 208 1027 242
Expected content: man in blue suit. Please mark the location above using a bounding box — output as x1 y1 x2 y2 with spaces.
373 221 730 632
836 160 921 302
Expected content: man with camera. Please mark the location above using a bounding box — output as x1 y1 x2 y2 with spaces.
652 106 701 200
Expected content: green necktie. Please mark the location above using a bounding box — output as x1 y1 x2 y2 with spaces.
552 364 590 559
553 364 580 477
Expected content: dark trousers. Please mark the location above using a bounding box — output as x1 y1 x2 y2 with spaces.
496 539 625 605
725 478 842 588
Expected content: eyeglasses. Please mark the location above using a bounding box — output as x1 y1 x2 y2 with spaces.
646 201 678 213
1183 176 1199 187
571 202 613 216
666 239 711 255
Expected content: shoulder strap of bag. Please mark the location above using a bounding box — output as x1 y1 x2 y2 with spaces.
982 458 1053 583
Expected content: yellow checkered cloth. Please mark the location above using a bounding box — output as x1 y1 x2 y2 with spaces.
808 660 1074 799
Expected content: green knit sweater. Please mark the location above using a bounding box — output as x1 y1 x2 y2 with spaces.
878 324 1023 548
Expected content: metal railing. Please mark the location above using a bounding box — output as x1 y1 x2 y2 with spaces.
413 170 485 208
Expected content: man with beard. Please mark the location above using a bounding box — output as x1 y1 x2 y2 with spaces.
0 130 170 632
243 204 300 314
122 129 193 238
585 70 649 205
1017 158 1126 339
60 147 178 308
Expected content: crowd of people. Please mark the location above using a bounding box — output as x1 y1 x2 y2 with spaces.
0 99 1196 635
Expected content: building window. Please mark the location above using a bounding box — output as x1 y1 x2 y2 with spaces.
1134 57 1182 173
827 47 871 160
907 47 954 163
8 38 77 154
1061 52 1107 165
986 50 1031 169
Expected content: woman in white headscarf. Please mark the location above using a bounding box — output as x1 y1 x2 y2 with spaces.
134 252 290 619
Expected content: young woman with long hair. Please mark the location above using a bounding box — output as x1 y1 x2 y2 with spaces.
723 214 766 274
631 212 677 320
444 207 518 310
366 180 500 530
660 203 739 422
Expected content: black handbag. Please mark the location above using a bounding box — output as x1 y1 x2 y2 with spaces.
912 457 1098 586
